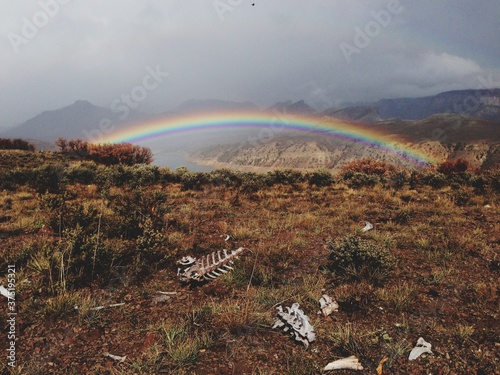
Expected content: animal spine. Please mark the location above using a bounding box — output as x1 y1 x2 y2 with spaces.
177 247 247 282
273 303 316 348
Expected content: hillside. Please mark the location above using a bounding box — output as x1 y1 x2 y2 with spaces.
0 150 498 374
191 114 500 172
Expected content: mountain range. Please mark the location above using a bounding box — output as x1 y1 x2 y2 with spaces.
2 89 499 170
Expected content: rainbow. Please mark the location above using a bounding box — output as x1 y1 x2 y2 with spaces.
98 110 434 166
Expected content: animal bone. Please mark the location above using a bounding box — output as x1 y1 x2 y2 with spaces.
103 352 126 363
0 285 14 299
74 302 125 311
408 337 432 360
177 247 247 282
323 355 363 371
361 221 373 232
317 294 338 316
273 303 316 348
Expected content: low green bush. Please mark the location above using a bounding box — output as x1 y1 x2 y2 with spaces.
326 235 395 284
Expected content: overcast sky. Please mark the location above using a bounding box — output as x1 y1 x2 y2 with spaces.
1 0 499 129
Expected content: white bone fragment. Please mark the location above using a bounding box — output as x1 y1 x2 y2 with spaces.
408 337 432 360
157 291 177 295
224 234 231 241
361 221 373 232
318 294 339 316
92 303 125 311
103 352 126 363
273 303 316 348
0 285 14 299
323 355 364 371
74 303 125 311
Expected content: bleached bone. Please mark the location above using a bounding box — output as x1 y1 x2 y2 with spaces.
153 290 177 302
317 294 339 316
273 303 316 349
361 221 373 232
408 337 432 360
0 285 14 299
74 302 125 311
103 352 126 363
177 247 247 282
323 355 363 371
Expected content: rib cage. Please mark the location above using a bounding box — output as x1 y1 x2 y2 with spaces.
177 247 247 282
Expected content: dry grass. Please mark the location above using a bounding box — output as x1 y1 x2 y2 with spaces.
0 151 498 374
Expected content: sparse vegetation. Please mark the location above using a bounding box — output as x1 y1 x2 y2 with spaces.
0 150 498 374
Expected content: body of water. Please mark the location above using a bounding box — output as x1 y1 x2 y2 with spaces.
152 151 214 172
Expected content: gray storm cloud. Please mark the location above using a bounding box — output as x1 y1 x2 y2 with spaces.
1 0 499 128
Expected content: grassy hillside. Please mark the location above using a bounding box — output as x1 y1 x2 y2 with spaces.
0 150 498 374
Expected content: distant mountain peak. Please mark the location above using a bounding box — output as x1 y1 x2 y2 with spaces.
1 100 149 143
268 100 316 114
73 100 94 107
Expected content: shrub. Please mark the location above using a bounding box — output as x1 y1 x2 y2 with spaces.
307 169 334 187
453 188 472 206
0 138 35 151
437 158 469 175
179 171 209 190
264 169 305 186
486 168 500 193
340 158 396 178
66 161 98 184
136 218 172 264
343 172 380 188
0 168 31 190
469 175 487 194
421 171 446 189
56 138 153 165
390 171 409 189
240 172 265 193
29 164 65 193
129 164 161 187
326 235 395 284
208 168 243 187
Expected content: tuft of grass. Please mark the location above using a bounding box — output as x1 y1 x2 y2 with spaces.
454 324 475 343
376 281 416 312
327 322 376 357
384 338 411 363
42 292 78 319
128 343 164 374
155 319 214 369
